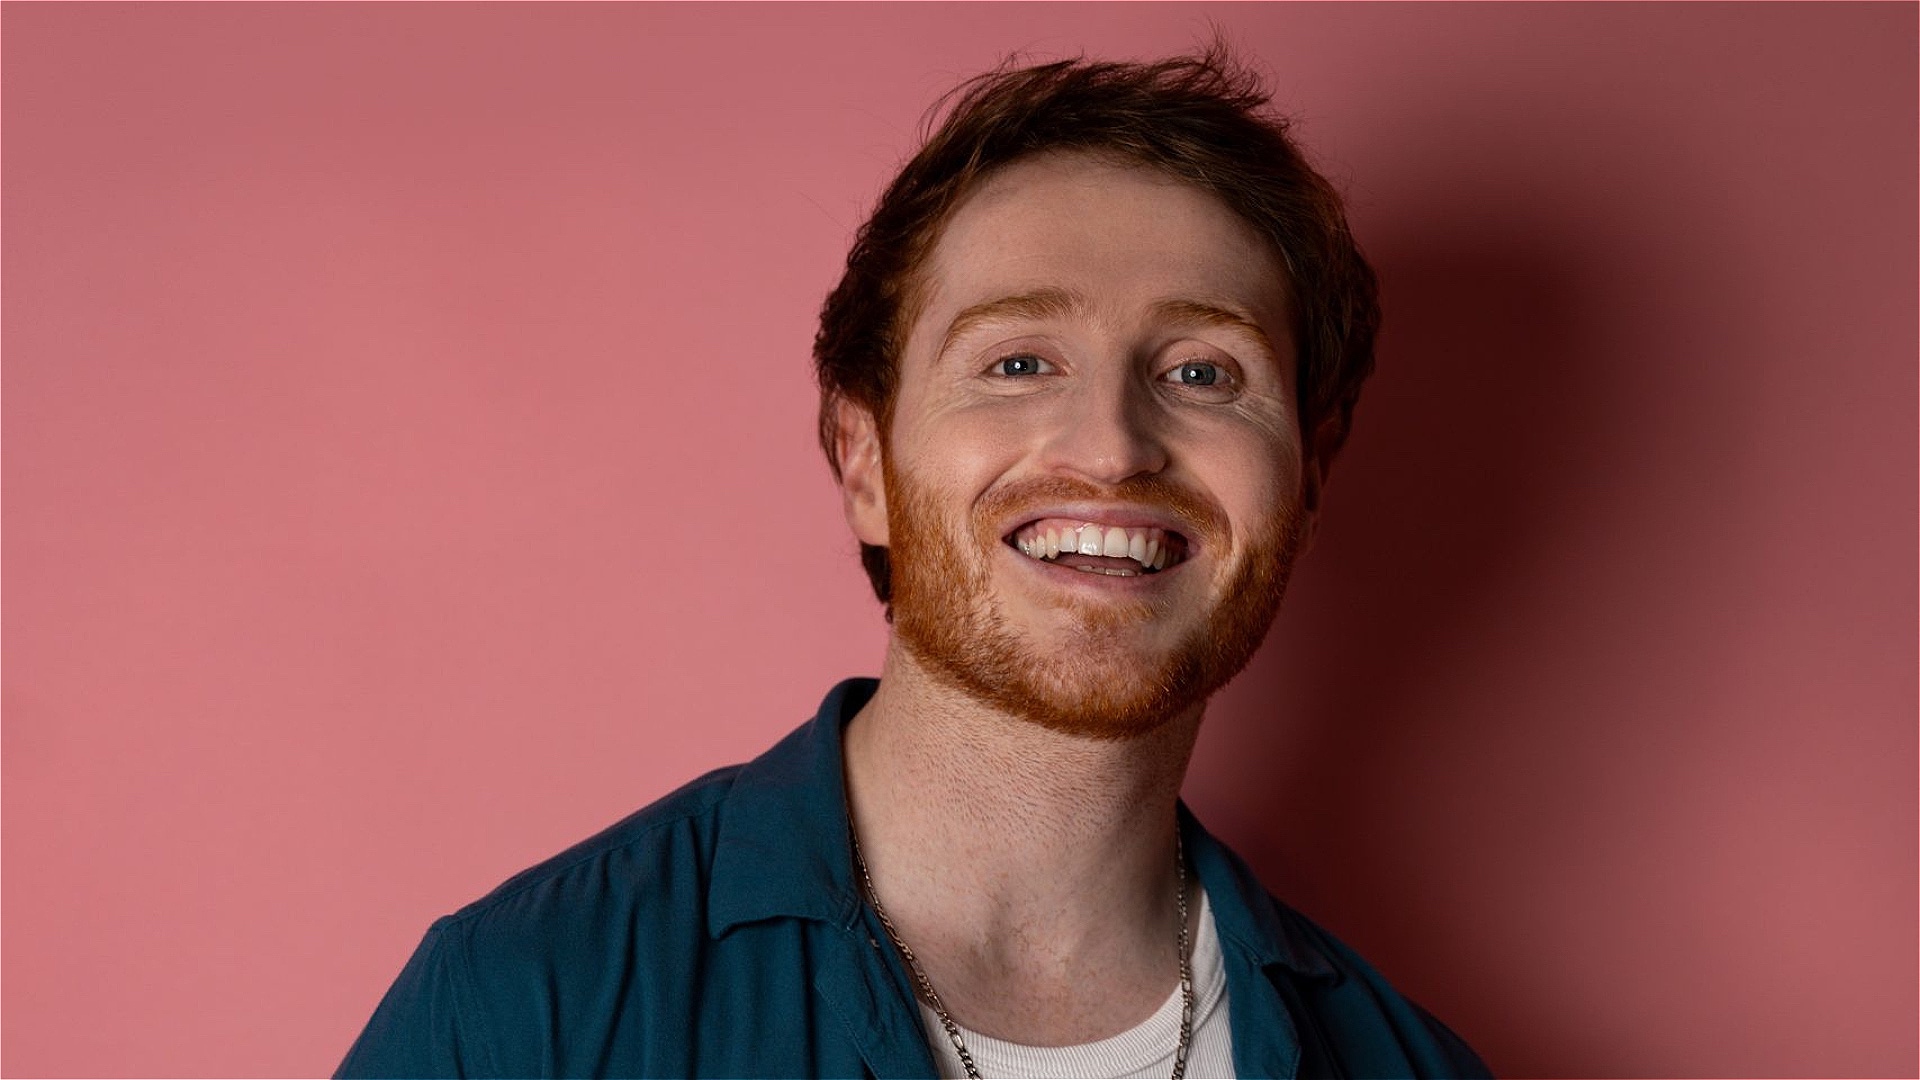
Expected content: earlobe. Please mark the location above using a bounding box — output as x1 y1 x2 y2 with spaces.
835 399 890 547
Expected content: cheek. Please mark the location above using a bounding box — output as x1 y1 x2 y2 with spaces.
1206 433 1307 537
885 434 1006 549
893 403 1036 485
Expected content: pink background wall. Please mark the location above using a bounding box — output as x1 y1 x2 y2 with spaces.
4 4 1913 1077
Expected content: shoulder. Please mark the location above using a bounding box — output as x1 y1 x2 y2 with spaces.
339 688 872 1078
1262 896 1492 1078
1184 819 1492 1078
443 763 744 944
337 767 750 1078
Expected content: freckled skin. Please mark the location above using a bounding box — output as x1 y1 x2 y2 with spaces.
844 151 1319 736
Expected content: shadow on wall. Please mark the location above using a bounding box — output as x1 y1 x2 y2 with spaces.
1198 207 1618 1075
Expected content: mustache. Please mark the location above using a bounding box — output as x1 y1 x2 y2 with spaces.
975 474 1228 543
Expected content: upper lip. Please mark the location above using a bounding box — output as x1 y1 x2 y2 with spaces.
998 504 1194 544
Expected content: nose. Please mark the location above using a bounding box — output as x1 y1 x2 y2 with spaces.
1036 366 1170 485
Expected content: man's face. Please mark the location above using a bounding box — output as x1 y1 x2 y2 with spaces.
843 152 1317 738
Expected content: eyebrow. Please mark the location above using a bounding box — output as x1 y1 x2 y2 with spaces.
938 288 1088 356
1149 298 1280 357
937 288 1279 358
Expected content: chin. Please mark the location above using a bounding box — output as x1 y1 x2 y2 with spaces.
896 555 1295 740
906 624 1205 740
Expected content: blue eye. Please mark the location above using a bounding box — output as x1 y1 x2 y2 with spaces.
997 355 1045 376
1175 361 1220 386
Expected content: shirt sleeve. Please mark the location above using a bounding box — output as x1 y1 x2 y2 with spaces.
337 916 494 1079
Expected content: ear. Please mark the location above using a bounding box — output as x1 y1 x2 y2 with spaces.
835 398 890 547
1295 415 1345 556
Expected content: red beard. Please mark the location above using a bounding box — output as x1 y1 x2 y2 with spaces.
885 460 1305 739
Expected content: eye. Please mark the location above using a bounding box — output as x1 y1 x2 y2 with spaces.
1171 361 1221 387
994 354 1052 377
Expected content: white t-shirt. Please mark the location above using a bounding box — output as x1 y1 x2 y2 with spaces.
921 887 1234 1079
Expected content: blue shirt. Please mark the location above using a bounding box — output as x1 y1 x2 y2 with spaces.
339 679 1490 1079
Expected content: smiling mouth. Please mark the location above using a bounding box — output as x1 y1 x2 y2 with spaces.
1003 520 1190 577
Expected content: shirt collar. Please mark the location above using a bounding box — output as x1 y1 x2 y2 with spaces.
707 678 875 935
1181 804 1337 980
708 677 1336 979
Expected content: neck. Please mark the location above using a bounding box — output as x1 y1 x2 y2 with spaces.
841 640 1203 1043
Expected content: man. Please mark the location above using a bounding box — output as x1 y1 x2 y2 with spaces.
340 50 1490 1080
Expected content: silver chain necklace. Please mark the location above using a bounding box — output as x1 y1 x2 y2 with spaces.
848 828 1194 1080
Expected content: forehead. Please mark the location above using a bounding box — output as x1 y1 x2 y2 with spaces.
910 151 1291 340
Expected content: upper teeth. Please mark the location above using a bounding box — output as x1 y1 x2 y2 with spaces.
1011 521 1176 572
